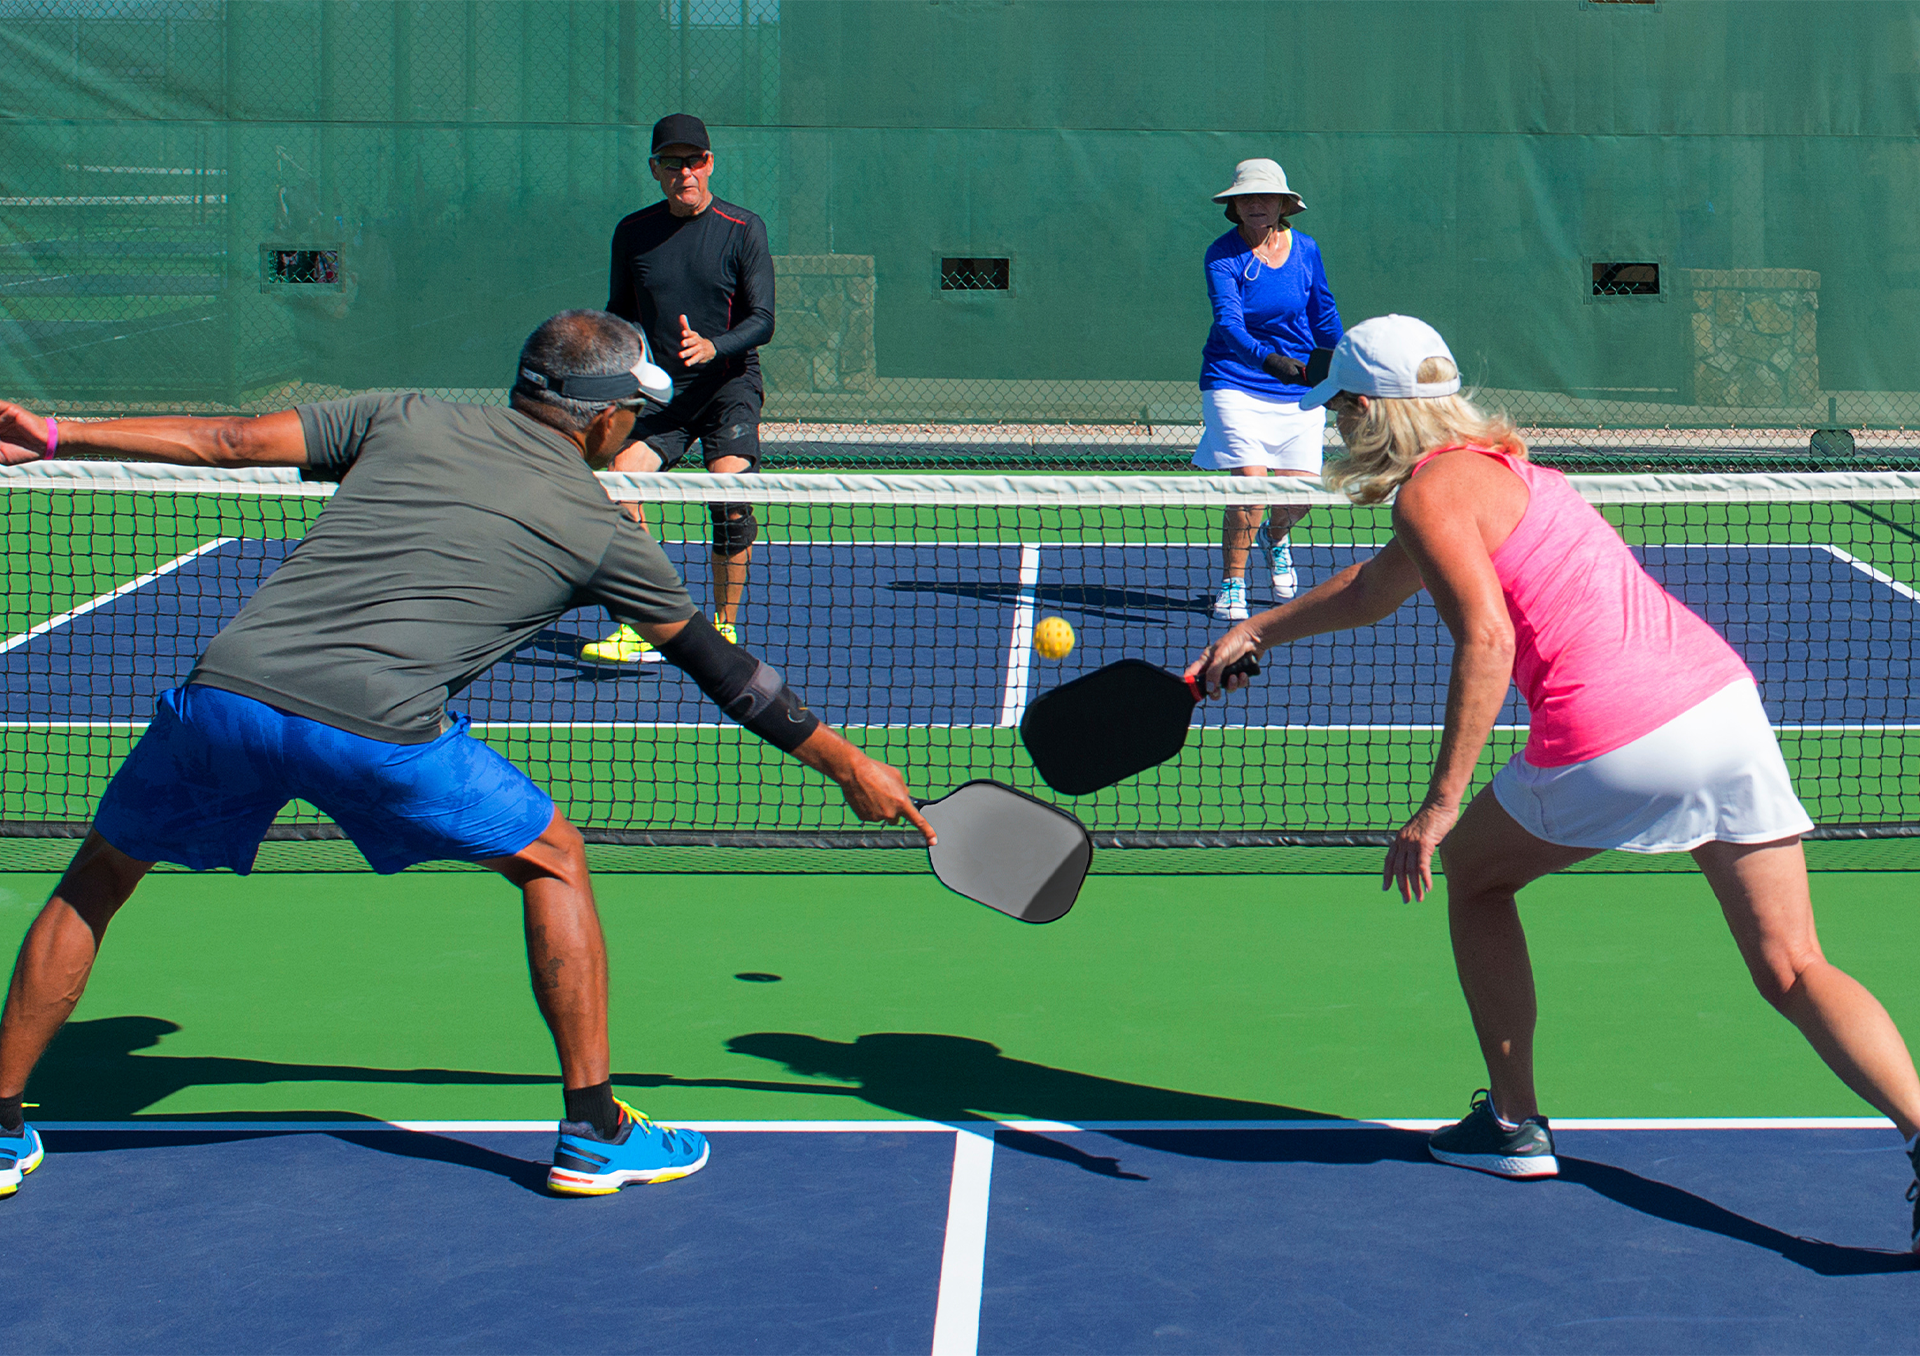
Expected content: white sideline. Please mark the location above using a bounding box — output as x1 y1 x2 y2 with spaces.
32 1115 1896 1133
995 543 1042 728
0 537 235 655
930 1128 996 1356
1822 544 1920 605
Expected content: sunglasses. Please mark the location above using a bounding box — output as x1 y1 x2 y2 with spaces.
651 152 711 172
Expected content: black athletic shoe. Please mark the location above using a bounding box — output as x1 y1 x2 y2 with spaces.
1907 1146 1918 1254
1428 1090 1559 1179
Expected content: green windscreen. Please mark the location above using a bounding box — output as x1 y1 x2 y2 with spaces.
4 0 1920 455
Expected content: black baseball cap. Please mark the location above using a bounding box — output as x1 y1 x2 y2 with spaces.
651 113 710 154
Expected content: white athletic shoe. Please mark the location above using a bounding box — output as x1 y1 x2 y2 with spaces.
1211 577 1249 621
1262 525 1298 600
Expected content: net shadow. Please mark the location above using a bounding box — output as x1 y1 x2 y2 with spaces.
887 579 1214 621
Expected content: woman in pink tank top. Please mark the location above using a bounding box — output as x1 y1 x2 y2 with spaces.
1188 316 1920 1245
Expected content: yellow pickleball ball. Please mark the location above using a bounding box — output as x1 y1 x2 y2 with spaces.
1033 615 1075 660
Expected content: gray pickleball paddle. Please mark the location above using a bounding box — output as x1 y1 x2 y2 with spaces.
919 780 1092 924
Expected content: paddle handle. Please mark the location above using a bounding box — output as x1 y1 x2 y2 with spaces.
1184 653 1260 701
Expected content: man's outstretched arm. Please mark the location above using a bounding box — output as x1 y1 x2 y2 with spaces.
640 614 935 843
0 403 307 468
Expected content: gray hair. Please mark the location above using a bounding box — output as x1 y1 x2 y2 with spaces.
512 309 644 432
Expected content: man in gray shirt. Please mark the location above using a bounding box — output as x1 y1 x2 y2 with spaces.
0 310 932 1200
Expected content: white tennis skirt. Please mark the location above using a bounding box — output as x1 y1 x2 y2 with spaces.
1192 387 1327 473
1490 679 1814 854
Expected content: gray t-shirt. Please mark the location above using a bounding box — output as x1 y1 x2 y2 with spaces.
187 393 697 743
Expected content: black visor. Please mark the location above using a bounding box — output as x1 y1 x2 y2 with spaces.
518 366 642 403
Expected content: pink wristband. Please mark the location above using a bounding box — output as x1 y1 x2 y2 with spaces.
43 416 57 460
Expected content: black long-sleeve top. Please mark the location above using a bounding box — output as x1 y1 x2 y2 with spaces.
607 197 776 412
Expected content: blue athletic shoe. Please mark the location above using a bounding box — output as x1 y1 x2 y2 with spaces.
0 1123 44 1198
546 1099 709 1196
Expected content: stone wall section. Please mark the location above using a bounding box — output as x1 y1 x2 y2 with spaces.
762 254 875 394
1684 268 1820 408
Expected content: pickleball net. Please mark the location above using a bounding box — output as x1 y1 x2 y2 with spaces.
6 459 1920 864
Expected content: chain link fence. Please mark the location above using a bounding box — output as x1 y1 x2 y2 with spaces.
6 1 1920 470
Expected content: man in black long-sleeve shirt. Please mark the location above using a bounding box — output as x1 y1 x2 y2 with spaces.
584 112 776 663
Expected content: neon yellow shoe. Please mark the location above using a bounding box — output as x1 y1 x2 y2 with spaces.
579 624 659 664
714 617 739 645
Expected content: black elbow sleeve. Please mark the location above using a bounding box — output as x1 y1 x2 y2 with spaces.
657 613 820 753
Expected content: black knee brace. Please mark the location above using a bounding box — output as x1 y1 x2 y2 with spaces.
710 502 758 555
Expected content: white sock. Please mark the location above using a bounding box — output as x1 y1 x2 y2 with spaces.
1493 1106 1521 1132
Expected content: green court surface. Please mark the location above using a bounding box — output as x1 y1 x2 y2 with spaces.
4 865 1916 1126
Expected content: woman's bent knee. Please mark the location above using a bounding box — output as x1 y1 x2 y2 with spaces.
1747 946 1823 1010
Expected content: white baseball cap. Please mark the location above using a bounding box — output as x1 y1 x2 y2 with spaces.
1211 158 1306 215
1298 314 1461 411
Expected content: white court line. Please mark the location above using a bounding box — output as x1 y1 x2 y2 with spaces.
1819 544 1920 605
930 1128 996 1356
0 537 236 655
995 543 1042 728
32 1116 1895 1134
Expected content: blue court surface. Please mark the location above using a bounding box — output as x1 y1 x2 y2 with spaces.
6 539 1915 729
4 1122 1915 1354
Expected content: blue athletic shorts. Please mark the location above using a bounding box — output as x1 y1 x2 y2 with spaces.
93 685 555 875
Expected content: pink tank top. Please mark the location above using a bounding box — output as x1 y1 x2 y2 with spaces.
1410 446 1752 767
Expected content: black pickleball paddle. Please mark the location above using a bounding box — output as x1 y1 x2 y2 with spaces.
1018 655 1260 796
919 780 1092 924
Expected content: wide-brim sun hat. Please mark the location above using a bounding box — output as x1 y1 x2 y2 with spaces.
1212 158 1306 215
1299 315 1461 411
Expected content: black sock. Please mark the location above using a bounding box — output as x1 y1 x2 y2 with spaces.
563 1081 620 1139
0 1095 23 1134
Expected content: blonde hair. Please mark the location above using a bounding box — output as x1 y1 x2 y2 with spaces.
1320 357 1527 504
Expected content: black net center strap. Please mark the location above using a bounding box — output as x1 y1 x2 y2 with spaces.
6 461 1920 850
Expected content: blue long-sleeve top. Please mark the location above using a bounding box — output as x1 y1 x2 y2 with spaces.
1199 228 1343 400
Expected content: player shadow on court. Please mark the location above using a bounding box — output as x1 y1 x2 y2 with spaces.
640 1030 1381 1181
34 1018 1919 1263
648 1031 1916 1272
1550 1156 1920 1275
887 580 1216 622
25 1016 561 1193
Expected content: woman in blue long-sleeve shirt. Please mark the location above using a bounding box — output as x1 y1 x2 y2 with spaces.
1197 159 1343 620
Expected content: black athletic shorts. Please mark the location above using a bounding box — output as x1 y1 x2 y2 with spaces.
632 374 762 472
